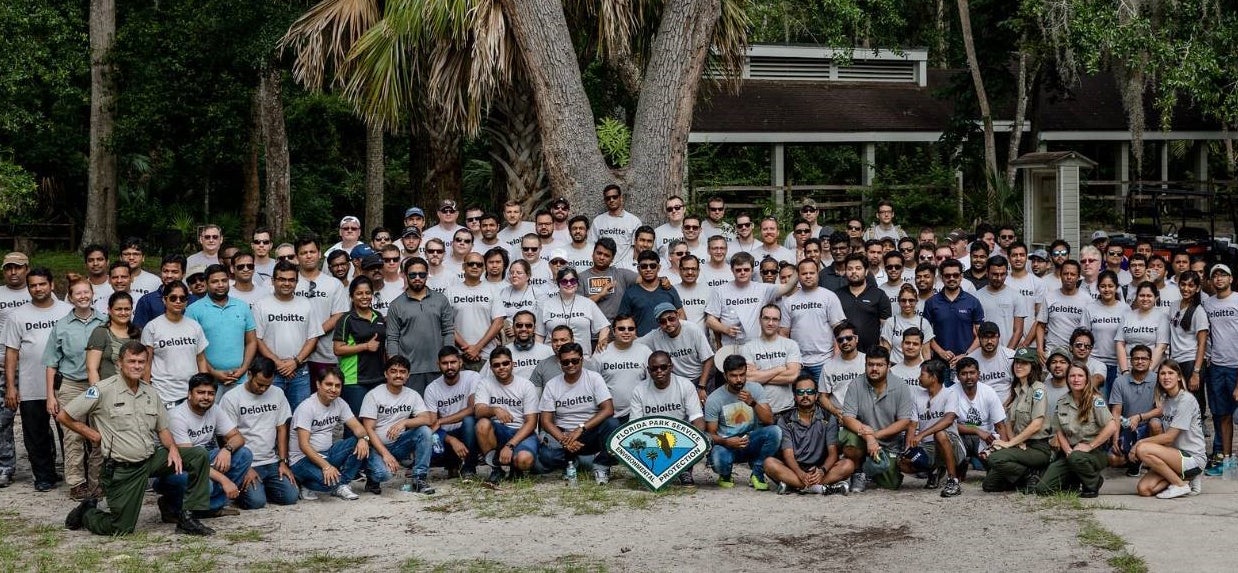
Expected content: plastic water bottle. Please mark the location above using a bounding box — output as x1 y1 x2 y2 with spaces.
565 461 578 487
432 433 444 455
1224 456 1237 481
400 476 413 493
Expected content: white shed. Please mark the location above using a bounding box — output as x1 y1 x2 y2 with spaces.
1011 151 1098 251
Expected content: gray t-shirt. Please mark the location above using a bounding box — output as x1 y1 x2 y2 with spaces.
974 285 1029 346
539 370 612 429
741 335 803 414
359 385 430 445
704 382 768 438
218 384 292 467
1037 289 1090 350
1082 300 1126 364
3 300 71 399
289 396 354 464
140 314 209 404
776 406 838 467
638 322 713 382
779 286 848 365
841 378 915 450
169 402 235 448
1204 293 1238 367
1115 308 1170 351
1161 390 1206 468
422 372 480 432
475 375 540 430
1169 303 1209 364
254 295 323 359
590 342 653 418
630 375 703 422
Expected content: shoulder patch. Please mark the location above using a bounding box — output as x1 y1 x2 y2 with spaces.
1032 388 1044 401
1093 397 1106 408
84 386 99 400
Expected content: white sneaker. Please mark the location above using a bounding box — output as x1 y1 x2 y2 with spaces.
299 487 319 501
802 484 825 495
1155 483 1191 499
593 465 610 485
850 472 868 493
332 484 360 500
1188 474 1203 496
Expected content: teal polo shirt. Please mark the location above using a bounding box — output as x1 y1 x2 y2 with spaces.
187 295 256 375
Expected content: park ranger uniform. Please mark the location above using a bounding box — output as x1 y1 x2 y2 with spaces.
983 379 1052 491
1034 393 1113 495
63 375 211 535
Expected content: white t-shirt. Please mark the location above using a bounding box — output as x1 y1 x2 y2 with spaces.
590 211 643 262
497 284 546 321
1204 293 1238 367
1037 289 1090 350
297 274 349 363
967 347 1015 402
1156 283 1182 313
880 313 934 364
974 285 1029 346
289 396 355 464
169 403 236 448
1081 301 1126 364
422 224 468 250
359 385 429 445
741 335 803 414
508 342 554 380
671 280 709 330
891 361 923 389
253 295 323 359
539 370 612 429
697 263 733 290
752 243 796 265
562 243 594 272
373 278 407 317
498 222 537 253
818 352 866 410
228 282 271 310
3 300 70 398
779 286 848 365
705 281 780 346
476 375 540 429
538 295 608 356
1006 272 1046 337
911 385 961 442
590 342 652 418
955 383 1007 436
638 321 714 382
423 372 480 431
218 384 292 467
630 374 704 422
140 315 209 404
129 270 163 299
449 281 504 355
1169 303 1210 364
87 282 112 318
654 223 684 257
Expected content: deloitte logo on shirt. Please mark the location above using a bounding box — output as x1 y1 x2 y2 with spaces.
606 416 709 491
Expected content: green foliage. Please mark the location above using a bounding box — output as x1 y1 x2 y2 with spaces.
786 144 862 186
596 118 632 168
0 158 38 223
688 143 770 188
868 144 960 229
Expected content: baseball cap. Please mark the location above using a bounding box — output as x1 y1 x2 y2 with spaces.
551 197 570 208
349 244 375 260
549 249 568 264
799 198 818 210
438 199 458 212
1047 346 1071 362
339 215 361 228
1013 347 1039 363
903 447 932 472
401 226 421 239
653 302 678 318
978 321 1000 337
360 254 384 270
1091 230 1109 242
186 265 207 279
1029 249 1049 261
404 207 425 219
947 229 968 243
1211 264 1232 277
2 252 29 267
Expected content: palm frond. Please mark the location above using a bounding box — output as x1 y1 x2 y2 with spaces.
278 0 381 91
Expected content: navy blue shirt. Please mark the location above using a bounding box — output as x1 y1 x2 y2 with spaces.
133 286 202 329
617 282 684 336
922 289 985 357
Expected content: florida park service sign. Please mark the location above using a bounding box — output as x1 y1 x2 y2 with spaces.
606 416 709 491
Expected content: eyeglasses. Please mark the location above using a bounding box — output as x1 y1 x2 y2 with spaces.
1051 250 1068 256
375 236 392 242
522 247 539 253
383 257 401 263
877 209 893 215
465 262 484 268
604 194 621 201
848 225 862 231
658 315 678 325
454 237 473 244
615 325 636 332
919 255 934 261
252 239 271 245
426 249 445 255
648 364 672 372
638 263 659 270
165 295 188 303
665 205 684 212
836 335 857 342
201 234 221 240
407 271 428 279
339 227 359 232
793 388 817 396
885 265 902 271
234 264 254 270
560 358 582 366
1080 258 1098 263
558 278 579 286
760 269 778 275
1073 343 1093 350
898 298 917 304
683 225 700 231
466 216 482 223
794 228 811 234
278 255 296 261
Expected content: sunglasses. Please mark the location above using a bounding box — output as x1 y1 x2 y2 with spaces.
383 257 401 263
277 255 297 261
801 207 817 213
1073 343 1092 350
252 239 271 245
665 205 684 212
439 207 457 214
614 326 636 332
558 278 579 286
201 234 220 240
466 216 482 223
234 264 254 271
836 335 857 342
375 236 392 242
999 234 1016 240
793 388 817 396
736 222 753 229
340 227 359 232
639 263 659 270
1108 251 1123 257
885 265 902 270
514 323 535 329
426 249 445 255
941 273 961 279
560 358 582 366
465 262 484 268
658 315 679 325
795 228 811 234
672 251 688 257
407 271 428 279
165 295 188 303
455 238 473 243
648 364 672 372
1051 250 1068 256
708 206 725 212
848 225 862 231
683 225 700 231
522 247 539 253
898 298 917 304
760 269 778 275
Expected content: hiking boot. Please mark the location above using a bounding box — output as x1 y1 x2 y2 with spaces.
484 468 506 489
1125 463 1142 478
941 477 962 498
1018 470 1043 494
175 513 215 536
332 484 360 500
459 467 477 482
0 471 12 488
749 474 769 491
1079 476 1104 499
196 507 240 518
411 477 435 495
925 467 944 489
64 499 96 530
849 472 868 493
364 478 382 495
157 495 179 524
299 487 319 501
593 466 611 485
678 471 695 486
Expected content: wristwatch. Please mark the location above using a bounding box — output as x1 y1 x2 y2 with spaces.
360 435 371 442
223 444 235 453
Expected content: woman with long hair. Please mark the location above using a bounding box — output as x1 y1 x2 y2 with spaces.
1168 271 1209 413
983 348 1052 492
1115 281 1170 374
333 276 387 416
538 267 609 356
86 291 142 384
879 283 934 364
1035 361 1119 498
1131 360 1206 498
1082 270 1126 390
139 281 209 407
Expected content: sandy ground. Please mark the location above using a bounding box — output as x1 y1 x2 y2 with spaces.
0 413 1117 572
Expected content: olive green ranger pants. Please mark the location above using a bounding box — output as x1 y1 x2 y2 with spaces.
1034 447 1108 495
982 439 1052 491
81 446 210 535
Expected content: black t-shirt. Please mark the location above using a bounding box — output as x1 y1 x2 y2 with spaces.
333 311 387 386
833 284 892 352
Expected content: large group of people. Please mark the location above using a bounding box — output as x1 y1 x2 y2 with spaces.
0 188 1232 538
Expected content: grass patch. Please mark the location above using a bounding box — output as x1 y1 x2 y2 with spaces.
223 527 267 543
1108 551 1150 573
249 553 370 573
426 473 688 519
1078 519 1126 551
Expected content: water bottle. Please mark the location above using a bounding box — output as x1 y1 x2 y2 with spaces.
1224 456 1237 481
432 433 444 456
565 461 578 487
400 476 413 493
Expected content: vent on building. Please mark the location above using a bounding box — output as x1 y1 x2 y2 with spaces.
747 57 833 80
835 61 917 83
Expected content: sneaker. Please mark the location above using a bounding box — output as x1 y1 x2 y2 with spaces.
850 472 868 493
678 471 695 486
749 474 769 491
941 477 962 498
1188 474 1203 496
1206 452 1224 469
802 484 825 495
1125 463 1142 478
175 513 215 536
824 481 850 496
332 484 360 500
64 499 96 530
1155 483 1192 499
924 467 944 489
411 477 435 495
593 466 611 485
33 481 56 492
69 482 91 501
299 487 320 501
364 478 382 495
1204 464 1225 477
717 475 734 488
157 495 179 524
775 481 790 495
1018 470 1043 494
0 471 12 488
484 450 498 469
484 467 506 489
460 467 477 482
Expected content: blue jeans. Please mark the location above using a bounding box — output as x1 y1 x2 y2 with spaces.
493 422 539 458
710 425 782 481
802 363 823 387
1117 422 1152 458
1103 364 1119 400
538 418 620 470
341 383 381 418
368 426 432 483
158 446 253 512
291 438 364 492
237 462 299 509
274 366 311 410
433 416 478 470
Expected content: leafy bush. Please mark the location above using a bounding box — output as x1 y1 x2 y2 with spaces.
0 158 37 223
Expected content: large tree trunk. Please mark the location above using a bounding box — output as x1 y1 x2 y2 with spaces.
499 0 618 215
82 0 117 248
364 121 385 231
487 75 545 214
258 68 292 239
625 0 720 224
423 120 462 208
1006 43 1040 187
957 0 998 220
241 98 262 240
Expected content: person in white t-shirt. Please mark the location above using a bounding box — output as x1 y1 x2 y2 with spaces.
497 201 537 255
974 256 1029 349
505 310 553 380
538 343 619 484
253 261 323 409
140 281 209 409
217 357 298 508
902 359 965 497
890 328 927 387
359 356 435 495
293 236 350 387
164 374 250 517
289 369 371 501
450 252 505 368
423 348 480 478
967 322 1016 401
952 357 1010 477
475 347 541 487
654 195 686 257
630 351 706 486
741 305 803 416
817 321 866 417
590 185 643 264
705 252 796 347
780 258 847 383
673 255 709 330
